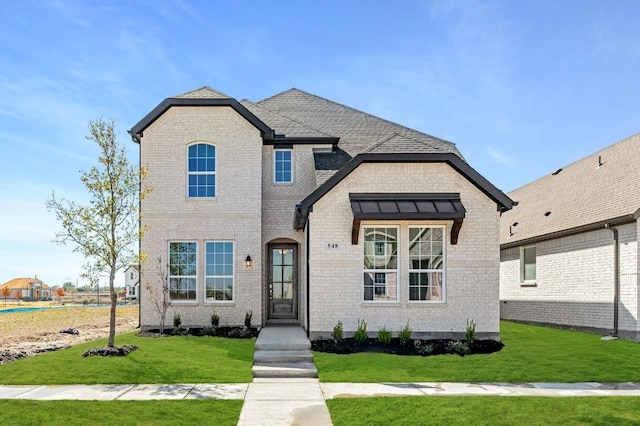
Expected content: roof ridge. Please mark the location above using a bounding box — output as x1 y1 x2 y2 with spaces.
258 88 457 149
364 132 444 153
252 97 336 138
173 86 232 99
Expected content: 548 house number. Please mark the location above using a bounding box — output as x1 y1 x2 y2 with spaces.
326 242 341 250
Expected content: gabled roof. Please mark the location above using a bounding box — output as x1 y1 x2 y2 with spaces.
0 277 50 290
500 132 640 248
129 87 274 142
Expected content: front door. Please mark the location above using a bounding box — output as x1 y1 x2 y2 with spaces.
268 244 297 320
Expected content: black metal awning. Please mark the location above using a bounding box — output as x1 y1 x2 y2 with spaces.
349 193 466 244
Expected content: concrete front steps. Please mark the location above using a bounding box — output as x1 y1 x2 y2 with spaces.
252 326 318 379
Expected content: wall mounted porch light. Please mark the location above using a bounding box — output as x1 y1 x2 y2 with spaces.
245 255 253 268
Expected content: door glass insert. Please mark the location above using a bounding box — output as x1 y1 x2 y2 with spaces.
272 248 294 300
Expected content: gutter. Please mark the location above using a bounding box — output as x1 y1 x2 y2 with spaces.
305 219 311 338
605 224 619 337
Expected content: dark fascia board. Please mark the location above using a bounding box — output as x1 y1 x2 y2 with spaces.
128 98 275 142
293 153 513 230
265 137 340 145
500 214 637 250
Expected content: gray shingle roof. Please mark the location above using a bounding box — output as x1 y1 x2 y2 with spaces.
240 100 331 138
255 88 462 159
175 86 232 99
500 132 640 247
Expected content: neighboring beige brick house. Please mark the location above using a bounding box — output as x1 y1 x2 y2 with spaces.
130 87 513 339
500 133 640 340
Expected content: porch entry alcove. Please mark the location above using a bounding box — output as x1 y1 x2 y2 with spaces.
266 243 298 322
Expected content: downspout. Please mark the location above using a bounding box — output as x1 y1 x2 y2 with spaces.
605 224 619 337
306 219 311 338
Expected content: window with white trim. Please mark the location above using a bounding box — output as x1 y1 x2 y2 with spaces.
521 245 536 283
205 241 234 301
409 227 444 301
274 149 292 183
363 227 398 301
187 143 216 197
168 242 197 301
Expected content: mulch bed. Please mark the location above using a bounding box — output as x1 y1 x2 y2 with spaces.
311 337 504 356
137 326 259 339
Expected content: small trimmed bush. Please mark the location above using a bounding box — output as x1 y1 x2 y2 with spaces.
354 318 368 344
398 321 412 346
377 326 392 346
244 310 253 328
332 321 344 343
465 318 476 343
210 312 220 327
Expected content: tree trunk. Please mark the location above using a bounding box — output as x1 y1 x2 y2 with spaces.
108 265 117 348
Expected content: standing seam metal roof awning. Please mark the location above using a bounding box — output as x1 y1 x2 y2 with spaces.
349 193 466 244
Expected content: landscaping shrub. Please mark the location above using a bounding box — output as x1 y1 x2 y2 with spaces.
398 321 412 346
354 318 368 345
332 321 344 343
465 318 476 343
377 326 392 346
244 310 253 328
211 312 220 327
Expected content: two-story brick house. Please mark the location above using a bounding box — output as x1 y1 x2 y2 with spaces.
130 87 513 339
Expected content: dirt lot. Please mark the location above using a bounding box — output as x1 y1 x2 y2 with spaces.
0 303 139 365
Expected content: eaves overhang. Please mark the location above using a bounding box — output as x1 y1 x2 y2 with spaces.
293 152 513 230
266 136 340 146
500 213 638 250
128 97 275 143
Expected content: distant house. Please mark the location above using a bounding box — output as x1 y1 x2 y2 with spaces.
130 86 513 339
0 277 52 301
124 264 140 300
500 133 640 340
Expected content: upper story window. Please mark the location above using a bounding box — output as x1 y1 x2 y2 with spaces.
274 149 293 183
188 143 216 198
521 245 537 283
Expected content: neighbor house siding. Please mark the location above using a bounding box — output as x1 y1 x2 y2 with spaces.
139 106 263 329
307 162 501 340
500 222 639 338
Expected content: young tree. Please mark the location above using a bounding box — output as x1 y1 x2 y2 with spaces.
46 118 150 348
146 257 172 335
1 286 10 307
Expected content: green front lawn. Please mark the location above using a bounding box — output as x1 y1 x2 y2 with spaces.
327 396 640 426
0 332 254 384
0 400 242 426
314 321 640 382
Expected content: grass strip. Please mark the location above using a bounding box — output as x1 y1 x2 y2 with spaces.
327 396 640 426
0 400 242 426
315 321 640 382
0 332 254 384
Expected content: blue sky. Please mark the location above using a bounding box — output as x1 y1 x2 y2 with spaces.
1 0 639 287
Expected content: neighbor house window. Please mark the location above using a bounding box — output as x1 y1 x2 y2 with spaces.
168 242 197 301
188 143 216 197
521 246 536 282
274 149 292 183
363 227 398 301
205 241 234 301
409 227 444 301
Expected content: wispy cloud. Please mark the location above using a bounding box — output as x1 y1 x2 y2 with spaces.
487 146 517 167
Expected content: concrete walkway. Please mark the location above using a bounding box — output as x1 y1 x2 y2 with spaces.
2 381 640 401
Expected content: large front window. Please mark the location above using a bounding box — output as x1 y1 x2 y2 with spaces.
363 227 398 301
205 242 234 301
409 227 444 301
169 242 197 301
188 143 216 197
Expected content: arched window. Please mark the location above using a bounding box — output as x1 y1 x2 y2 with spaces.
187 143 215 198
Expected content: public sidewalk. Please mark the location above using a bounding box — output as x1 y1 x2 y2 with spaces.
2 380 640 401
